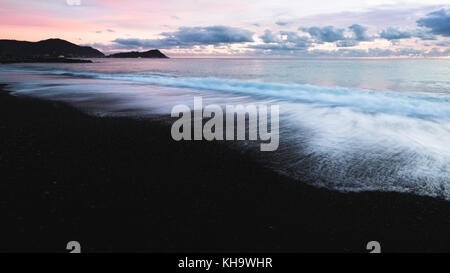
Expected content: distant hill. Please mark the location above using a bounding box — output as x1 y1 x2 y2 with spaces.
0 39 105 58
0 58 93 64
108 49 168 58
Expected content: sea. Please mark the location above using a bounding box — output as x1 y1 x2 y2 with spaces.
1 58 449 200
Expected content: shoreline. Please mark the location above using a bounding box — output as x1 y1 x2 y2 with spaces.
0 84 448 252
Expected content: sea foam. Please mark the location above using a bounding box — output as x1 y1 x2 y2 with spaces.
1 67 449 199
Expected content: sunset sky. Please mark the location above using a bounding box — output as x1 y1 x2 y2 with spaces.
1 0 450 57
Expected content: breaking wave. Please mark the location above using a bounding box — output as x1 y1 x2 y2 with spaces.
19 68 450 121
1 66 449 199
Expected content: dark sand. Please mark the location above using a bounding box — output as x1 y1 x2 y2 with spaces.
0 84 448 252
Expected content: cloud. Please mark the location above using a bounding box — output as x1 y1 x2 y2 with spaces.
335 40 358 47
112 26 254 49
425 47 450 56
435 40 450 46
162 26 254 44
332 24 373 48
259 29 280 43
251 30 312 53
294 5 445 31
379 27 413 40
348 24 372 41
111 38 172 49
96 29 116 34
414 29 437 40
308 47 428 58
249 43 308 52
417 9 450 36
87 20 449 57
296 25 370 47
379 26 438 41
275 21 288 26
299 26 345 43
279 31 312 45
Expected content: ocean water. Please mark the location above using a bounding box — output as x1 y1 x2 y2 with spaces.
0 58 449 200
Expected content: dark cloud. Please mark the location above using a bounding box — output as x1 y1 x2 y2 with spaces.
160 26 254 44
379 27 413 40
111 38 165 49
414 29 437 40
299 26 345 43
251 30 312 52
259 29 280 43
112 26 254 49
296 25 368 47
417 9 450 36
332 24 373 48
379 27 438 41
348 24 372 41
87 20 450 57
279 31 311 45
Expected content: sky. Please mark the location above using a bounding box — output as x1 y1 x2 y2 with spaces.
0 0 450 57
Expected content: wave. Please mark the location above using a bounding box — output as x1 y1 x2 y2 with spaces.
4 67 450 121
1 66 449 200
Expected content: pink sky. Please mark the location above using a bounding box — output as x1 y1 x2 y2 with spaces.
1 0 449 57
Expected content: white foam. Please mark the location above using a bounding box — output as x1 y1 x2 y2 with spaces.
1 68 449 199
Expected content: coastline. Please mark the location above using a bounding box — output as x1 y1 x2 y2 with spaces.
0 84 448 252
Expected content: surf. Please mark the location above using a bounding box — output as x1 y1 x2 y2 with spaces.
0 66 449 200
3 66 450 121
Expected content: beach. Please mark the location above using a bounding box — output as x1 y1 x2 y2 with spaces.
1 84 448 252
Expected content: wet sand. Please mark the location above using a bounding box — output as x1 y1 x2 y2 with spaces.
0 84 448 252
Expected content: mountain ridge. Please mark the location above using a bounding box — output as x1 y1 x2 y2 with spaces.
108 49 169 58
0 38 105 58
0 38 169 62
